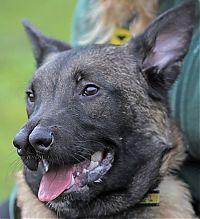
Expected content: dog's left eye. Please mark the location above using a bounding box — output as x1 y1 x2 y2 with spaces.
26 90 35 103
81 84 99 96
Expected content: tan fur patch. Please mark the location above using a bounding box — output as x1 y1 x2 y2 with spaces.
157 175 197 218
102 0 158 35
160 123 186 176
16 171 56 218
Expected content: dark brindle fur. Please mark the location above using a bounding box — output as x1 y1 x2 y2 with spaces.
14 1 197 218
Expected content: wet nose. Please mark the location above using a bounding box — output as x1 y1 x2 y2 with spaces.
13 128 29 155
29 126 53 154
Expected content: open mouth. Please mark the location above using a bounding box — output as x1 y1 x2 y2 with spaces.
38 150 114 202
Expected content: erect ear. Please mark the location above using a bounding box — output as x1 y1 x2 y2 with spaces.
129 0 195 100
22 19 71 68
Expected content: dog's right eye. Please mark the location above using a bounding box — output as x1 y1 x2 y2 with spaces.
26 90 35 103
81 84 99 97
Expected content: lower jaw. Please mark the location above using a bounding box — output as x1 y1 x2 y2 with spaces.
50 184 90 203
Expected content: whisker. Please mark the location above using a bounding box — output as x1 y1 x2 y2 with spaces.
74 152 90 162
70 153 82 163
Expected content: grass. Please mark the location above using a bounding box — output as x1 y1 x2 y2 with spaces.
0 0 77 202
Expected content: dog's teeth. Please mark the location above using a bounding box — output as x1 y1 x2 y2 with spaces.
83 168 89 173
88 161 99 171
42 159 49 172
77 172 80 176
91 151 103 162
70 174 75 187
94 179 102 183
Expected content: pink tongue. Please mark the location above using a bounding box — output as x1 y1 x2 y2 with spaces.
38 166 73 202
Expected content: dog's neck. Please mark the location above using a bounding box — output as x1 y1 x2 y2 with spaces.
16 171 195 219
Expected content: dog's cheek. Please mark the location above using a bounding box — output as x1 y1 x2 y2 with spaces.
94 148 137 192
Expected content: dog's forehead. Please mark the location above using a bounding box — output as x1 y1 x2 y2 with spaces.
34 44 136 81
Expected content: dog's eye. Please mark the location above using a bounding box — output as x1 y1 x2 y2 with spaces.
82 85 99 96
26 90 35 103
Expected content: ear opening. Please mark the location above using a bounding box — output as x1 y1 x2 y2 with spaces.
22 19 71 67
144 63 181 102
142 0 195 72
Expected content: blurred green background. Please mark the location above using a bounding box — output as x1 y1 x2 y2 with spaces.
0 0 77 201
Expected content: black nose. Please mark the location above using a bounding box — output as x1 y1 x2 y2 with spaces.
29 126 53 154
13 128 30 155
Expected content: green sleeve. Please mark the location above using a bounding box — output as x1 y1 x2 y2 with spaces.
71 0 89 47
170 28 200 161
159 0 200 205
159 0 200 161
71 0 98 48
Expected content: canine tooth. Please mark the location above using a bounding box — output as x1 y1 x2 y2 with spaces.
42 159 49 172
91 151 103 162
70 175 75 187
83 168 88 173
94 179 102 183
77 172 80 176
88 161 99 171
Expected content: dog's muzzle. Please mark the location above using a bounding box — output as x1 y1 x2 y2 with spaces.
13 126 53 167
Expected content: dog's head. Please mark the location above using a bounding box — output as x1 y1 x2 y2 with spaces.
13 1 195 218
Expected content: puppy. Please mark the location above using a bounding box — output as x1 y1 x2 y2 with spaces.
14 1 197 218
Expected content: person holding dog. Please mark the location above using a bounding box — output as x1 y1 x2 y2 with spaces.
72 0 200 215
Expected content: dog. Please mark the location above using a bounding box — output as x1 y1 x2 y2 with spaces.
13 1 197 218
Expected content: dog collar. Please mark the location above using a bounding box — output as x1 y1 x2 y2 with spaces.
139 190 160 206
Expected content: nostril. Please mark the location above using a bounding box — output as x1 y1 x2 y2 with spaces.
33 133 53 148
13 140 21 150
13 130 27 150
29 127 53 154
36 133 53 148
13 136 20 149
